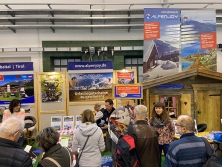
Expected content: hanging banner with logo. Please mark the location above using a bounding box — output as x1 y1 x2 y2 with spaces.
68 61 113 101
181 10 217 71
0 62 34 104
143 8 181 81
0 62 33 72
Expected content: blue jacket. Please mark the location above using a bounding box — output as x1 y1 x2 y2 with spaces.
164 133 214 167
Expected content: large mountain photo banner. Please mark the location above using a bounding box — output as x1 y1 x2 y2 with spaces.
143 8 181 81
181 10 217 71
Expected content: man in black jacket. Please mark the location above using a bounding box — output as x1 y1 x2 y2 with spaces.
0 116 32 167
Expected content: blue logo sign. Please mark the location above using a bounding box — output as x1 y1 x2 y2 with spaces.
68 61 113 70
0 62 33 72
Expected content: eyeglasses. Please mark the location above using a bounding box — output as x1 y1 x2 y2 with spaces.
175 123 184 127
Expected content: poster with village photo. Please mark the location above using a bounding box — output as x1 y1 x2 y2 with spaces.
181 10 217 71
63 116 74 130
51 116 62 131
0 74 34 104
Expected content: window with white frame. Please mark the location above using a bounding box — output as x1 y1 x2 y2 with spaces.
124 57 143 83
53 58 81 72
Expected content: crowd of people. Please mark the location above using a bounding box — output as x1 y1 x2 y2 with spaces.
0 98 216 167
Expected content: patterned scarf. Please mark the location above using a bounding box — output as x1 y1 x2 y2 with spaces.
153 117 168 128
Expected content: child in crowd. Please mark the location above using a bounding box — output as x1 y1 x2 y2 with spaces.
150 102 175 167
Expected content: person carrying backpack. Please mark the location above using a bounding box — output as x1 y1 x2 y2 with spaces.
114 105 159 167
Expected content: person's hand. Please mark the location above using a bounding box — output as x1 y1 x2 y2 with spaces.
101 124 108 129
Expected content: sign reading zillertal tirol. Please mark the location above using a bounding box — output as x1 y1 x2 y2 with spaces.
69 89 112 101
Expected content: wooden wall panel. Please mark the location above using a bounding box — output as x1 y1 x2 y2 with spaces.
149 95 159 118
180 94 191 116
197 90 220 131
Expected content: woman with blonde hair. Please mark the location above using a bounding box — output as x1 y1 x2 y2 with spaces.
72 109 105 167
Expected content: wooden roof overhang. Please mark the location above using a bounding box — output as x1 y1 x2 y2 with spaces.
142 68 222 89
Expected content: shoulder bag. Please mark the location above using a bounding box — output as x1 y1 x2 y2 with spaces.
74 136 90 167
43 146 73 167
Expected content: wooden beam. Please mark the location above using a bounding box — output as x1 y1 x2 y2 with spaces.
193 89 198 119
146 89 150 117
192 83 222 90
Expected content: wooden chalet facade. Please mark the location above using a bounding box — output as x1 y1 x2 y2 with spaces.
142 68 222 131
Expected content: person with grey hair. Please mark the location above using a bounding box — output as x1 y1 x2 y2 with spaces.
94 103 104 121
164 115 214 167
129 105 159 167
36 127 72 167
0 116 32 167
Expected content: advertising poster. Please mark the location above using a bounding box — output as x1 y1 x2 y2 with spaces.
40 74 63 103
181 10 217 71
0 74 34 104
51 116 62 131
143 8 181 81
113 84 143 99
69 73 113 101
68 61 113 101
116 71 135 84
75 115 82 129
63 116 74 130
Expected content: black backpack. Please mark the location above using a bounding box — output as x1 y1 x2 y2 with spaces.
202 137 222 167
116 125 141 167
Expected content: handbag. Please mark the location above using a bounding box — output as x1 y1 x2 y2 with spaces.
74 136 90 167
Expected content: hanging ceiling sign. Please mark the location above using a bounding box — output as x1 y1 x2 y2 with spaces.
0 62 33 72
68 61 113 71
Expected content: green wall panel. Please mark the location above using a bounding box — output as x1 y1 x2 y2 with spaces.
42 40 143 72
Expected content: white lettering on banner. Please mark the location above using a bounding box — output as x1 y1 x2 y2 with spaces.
82 74 103 79
161 11 179 14
74 63 107 68
151 15 179 19
75 91 108 96
79 95 105 99
0 65 11 69
15 64 25 69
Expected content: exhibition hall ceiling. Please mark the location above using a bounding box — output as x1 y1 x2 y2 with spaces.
0 2 221 33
